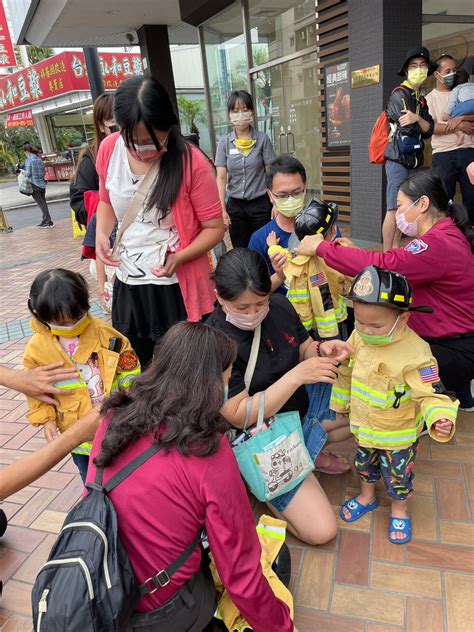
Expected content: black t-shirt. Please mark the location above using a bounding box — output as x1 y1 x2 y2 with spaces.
206 294 310 418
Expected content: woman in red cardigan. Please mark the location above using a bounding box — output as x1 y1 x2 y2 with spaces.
95 76 224 366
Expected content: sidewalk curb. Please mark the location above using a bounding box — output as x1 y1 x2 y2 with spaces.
3 196 70 211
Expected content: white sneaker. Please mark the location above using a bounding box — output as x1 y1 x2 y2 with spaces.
459 406 474 413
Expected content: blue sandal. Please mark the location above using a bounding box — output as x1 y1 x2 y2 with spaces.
340 496 379 523
388 514 412 544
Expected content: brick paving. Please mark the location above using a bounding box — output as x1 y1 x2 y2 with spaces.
0 219 473 630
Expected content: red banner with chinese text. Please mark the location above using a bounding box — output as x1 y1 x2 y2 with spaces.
0 51 143 113
0 1 16 68
5 109 34 128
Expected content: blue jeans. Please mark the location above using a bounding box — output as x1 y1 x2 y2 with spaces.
71 453 90 484
269 405 327 513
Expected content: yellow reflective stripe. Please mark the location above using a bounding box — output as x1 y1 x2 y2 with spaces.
54 380 88 391
335 296 347 322
288 293 310 301
424 405 457 425
111 369 140 391
71 441 92 456
352 425 419 446
214 609 223 621
256 524 285 541
315 313 338 324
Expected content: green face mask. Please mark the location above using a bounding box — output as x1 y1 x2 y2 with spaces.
407 67 428 87
356 315 400 346
273 193 305 218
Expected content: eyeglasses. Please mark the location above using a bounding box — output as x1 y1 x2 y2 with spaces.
271 188 305 200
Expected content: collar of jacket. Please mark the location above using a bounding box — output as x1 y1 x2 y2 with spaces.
30 315 102 363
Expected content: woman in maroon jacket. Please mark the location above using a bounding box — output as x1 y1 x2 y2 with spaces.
86 322 294 632
294 171 474 410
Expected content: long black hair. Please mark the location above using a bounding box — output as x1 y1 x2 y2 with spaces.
95 322 237 467
28 269 90 325
214 248 272 300
400 171 474 252
113 75 191 219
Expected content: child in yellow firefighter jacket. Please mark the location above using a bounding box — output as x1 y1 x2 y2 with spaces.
23 269 140 482
332 266 457 545
267 198 351 339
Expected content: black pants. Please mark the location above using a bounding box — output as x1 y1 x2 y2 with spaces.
126 571 216 632
431 148 474 225
227 194 272 248
31 184 52 223
426 334 474 406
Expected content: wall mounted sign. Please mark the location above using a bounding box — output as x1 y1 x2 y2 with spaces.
324 61 350 149
351 65 381 89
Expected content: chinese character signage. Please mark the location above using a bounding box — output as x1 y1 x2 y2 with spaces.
0 1 15 68
5 109 34 128
351 65 380 89
324 61 350 149
0 51 143 113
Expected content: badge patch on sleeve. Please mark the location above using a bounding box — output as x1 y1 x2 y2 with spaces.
419 364 439 383
405 239 428 255
118 350 139 371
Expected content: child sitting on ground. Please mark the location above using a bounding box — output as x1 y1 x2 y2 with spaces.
267 198 351 341
443 69 474 146
23 269 140 482
332 266 458 544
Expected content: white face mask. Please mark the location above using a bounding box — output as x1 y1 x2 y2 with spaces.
229 111 253 129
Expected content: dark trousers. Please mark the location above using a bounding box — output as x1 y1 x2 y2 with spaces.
71 453 89 484
126 571 216 632
431 148 474 225
227 194 272 248
31 184 52 223
426 335 474 407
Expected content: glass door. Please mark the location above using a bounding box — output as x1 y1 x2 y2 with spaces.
251 50 321 196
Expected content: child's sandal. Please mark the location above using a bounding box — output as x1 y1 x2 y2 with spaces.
388 514 412 544
339 496 378 523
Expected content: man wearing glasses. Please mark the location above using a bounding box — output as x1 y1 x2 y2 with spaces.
248 155 308 295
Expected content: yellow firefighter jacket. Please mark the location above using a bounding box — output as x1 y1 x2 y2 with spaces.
330 326 458 450
23 316 140 454
268 244 351 338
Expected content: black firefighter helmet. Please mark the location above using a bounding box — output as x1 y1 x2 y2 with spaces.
347 266 433 313
294 198 338 241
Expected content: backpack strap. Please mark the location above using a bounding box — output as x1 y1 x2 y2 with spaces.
93 443 161 491
139 529 203 596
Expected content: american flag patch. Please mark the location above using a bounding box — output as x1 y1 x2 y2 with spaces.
419 365 439 383
310 272 326 287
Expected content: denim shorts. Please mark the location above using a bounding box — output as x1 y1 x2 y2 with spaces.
268 411 327 513
385 160 417 210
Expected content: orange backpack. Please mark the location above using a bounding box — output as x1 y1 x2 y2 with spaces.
368 86 409 165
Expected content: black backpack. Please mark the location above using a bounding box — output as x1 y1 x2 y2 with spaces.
32 444 202 631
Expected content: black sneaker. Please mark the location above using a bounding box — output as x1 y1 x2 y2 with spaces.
40 221 55 228
37 221 46 227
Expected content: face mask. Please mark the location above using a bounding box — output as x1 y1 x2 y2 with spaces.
395 198 421 237
48 313 90 338
356 315 400 346
272 193 306 218
131 144 165 162
230 111 254 129
441 72 456 88
407 67 428 87
224 301 269 331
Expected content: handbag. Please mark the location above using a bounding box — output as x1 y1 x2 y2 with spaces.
232 326 314 502
396 131 422 156
18 172 33 196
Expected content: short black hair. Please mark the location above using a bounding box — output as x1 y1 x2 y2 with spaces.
214 248 271 300
28 269 90 325
227 90 254 112
265 154 307 189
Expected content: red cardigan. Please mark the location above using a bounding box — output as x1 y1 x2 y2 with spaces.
96 133 222 321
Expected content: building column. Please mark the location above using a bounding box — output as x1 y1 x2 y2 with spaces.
137 25 178 115
348 0 422 243
35 113 55 153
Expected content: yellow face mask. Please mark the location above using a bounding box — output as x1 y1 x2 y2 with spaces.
48 313 90 338
407 67 428 88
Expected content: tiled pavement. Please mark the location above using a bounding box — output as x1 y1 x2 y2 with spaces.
0 219 473 631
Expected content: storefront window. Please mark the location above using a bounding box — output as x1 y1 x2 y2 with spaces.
248 0 316 66
201 2 248 143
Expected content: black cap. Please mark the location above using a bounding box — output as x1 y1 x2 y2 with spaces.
397 46 437 77
294 198 338 241
347 266 433 313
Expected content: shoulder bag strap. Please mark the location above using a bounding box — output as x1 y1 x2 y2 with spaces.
243 324 261 391
111 160 160 258
94 443 161 491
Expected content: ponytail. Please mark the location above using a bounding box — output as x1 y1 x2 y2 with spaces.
400 171 474 253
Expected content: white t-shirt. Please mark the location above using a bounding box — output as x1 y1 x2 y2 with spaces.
106 136 180 285
426 88 474 154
